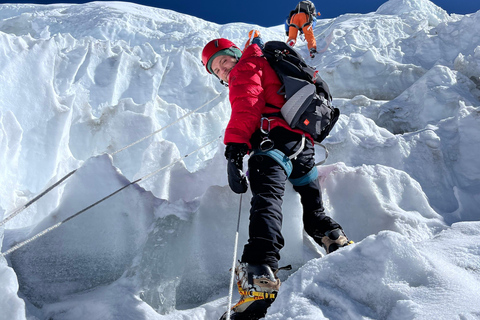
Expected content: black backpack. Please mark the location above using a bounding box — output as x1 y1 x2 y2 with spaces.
295 0 316 16
262 41 340 143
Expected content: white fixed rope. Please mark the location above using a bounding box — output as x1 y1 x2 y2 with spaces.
0 93 224 227
1 135 222 257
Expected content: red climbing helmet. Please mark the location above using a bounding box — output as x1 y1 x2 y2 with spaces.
202 38 242 74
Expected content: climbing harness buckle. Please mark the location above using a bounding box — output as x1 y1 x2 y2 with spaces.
259 117 274 151
260 117 272 135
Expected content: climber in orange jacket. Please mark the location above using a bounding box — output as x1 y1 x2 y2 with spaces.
285 1 321 58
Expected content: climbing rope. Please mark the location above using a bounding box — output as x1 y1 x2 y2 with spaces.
0 93 224 227
314 19 336 40
1 136 222 257
0 170 77 228
110 94 224 156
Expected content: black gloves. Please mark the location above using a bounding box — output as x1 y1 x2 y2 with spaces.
225 143 249 194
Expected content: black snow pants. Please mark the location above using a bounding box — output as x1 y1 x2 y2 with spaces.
241 128 341 270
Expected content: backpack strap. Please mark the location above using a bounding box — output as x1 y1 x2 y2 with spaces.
263 102 283 119
265 103 281 110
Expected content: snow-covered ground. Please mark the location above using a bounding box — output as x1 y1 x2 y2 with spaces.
1 0 479 319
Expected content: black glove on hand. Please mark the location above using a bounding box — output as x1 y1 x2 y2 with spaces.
225 143 249 194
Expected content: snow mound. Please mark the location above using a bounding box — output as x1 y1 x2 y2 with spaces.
266 223 480 320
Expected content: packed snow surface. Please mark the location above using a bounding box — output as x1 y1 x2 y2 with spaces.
1 0 479 319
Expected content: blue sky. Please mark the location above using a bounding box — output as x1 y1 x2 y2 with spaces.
4 0 480 27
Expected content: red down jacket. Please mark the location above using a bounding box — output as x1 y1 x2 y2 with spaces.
224 43 311 149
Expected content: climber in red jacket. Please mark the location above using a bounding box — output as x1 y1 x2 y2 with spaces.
201 33 351 319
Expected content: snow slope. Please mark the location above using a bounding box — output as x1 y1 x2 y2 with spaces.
0 0 479 319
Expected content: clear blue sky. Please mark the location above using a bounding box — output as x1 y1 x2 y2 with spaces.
4 0 480 27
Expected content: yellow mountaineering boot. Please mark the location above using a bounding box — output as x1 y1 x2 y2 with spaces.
221 262 280 320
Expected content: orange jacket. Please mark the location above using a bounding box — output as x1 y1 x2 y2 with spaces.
287 12 316 51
